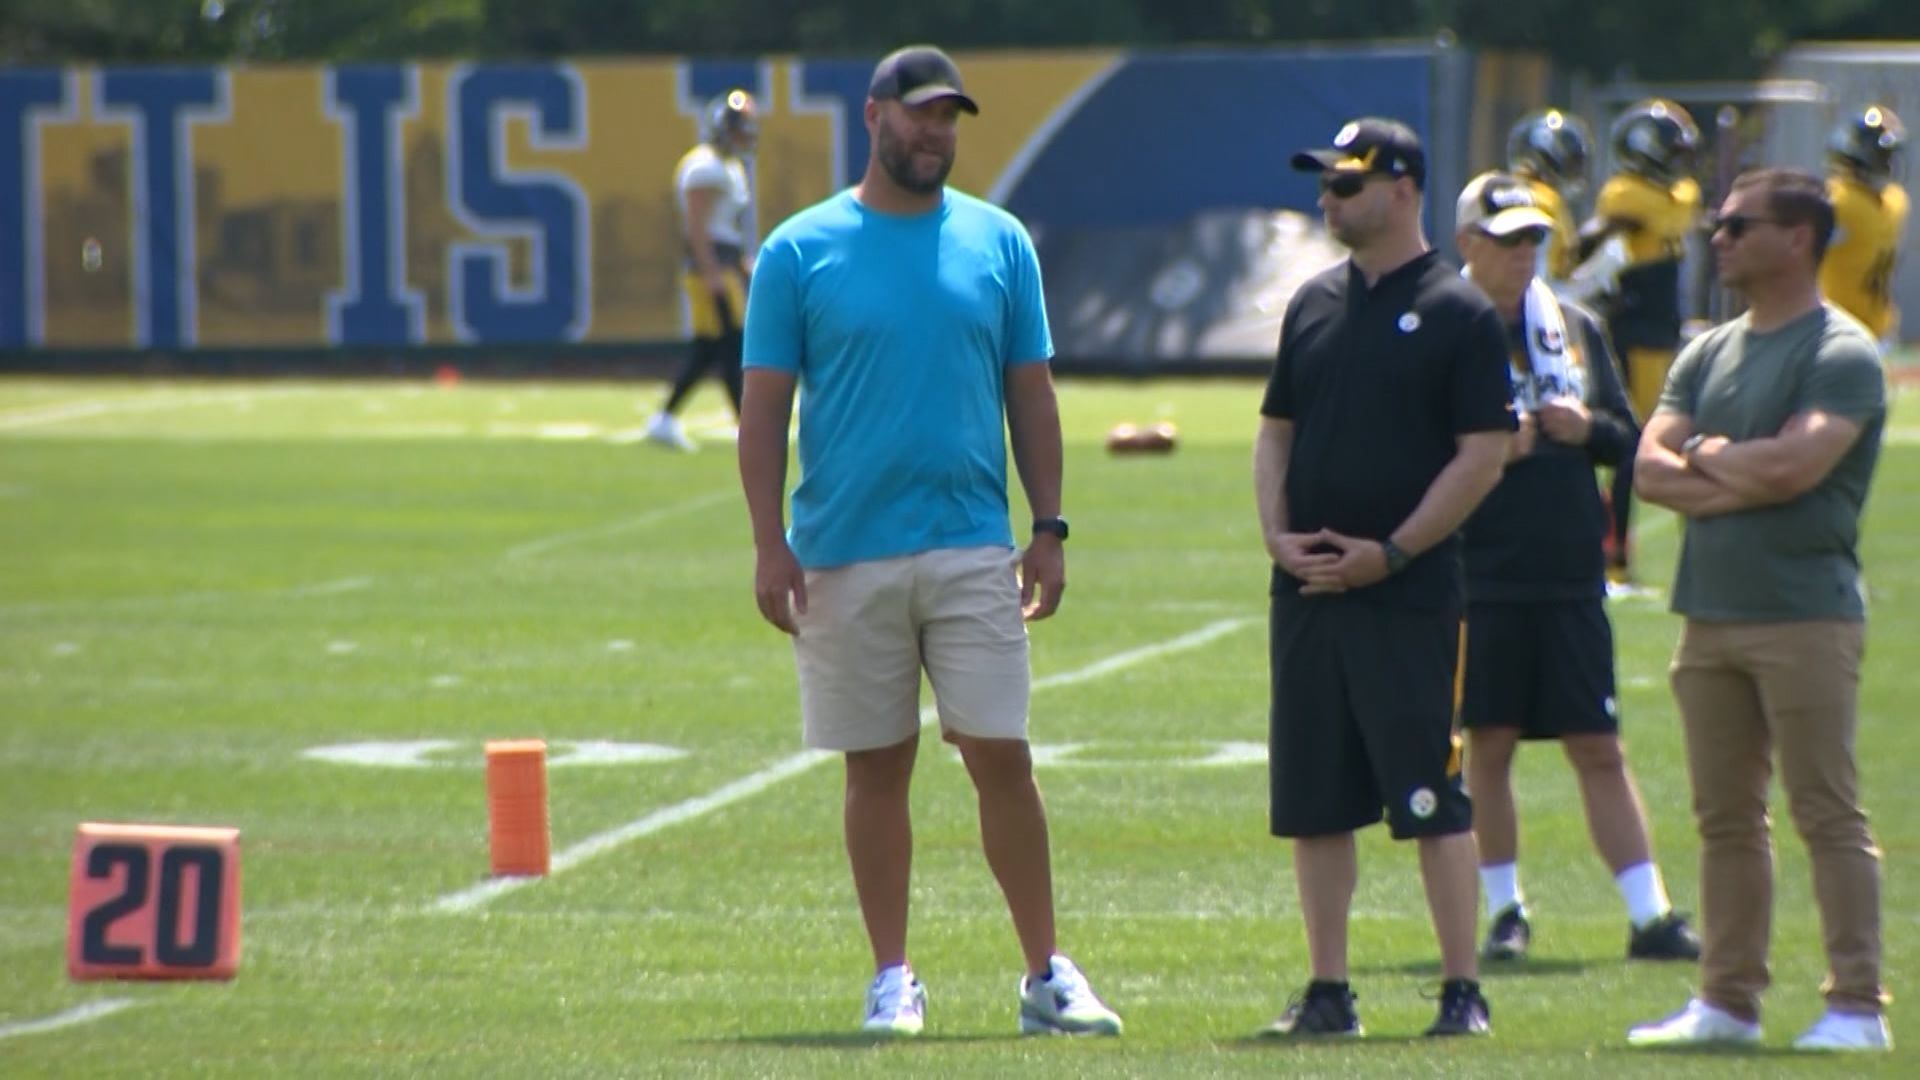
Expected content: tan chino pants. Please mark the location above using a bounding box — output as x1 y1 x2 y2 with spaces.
1670 618 1885 1019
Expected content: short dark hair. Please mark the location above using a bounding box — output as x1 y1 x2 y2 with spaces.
1730 167 1836 261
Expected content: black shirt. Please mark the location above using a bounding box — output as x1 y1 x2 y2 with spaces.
1610 259 1684 351
1462 300 1639 602
1261 251 1514 610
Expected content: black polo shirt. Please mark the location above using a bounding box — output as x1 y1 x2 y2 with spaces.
1261 250 1513 610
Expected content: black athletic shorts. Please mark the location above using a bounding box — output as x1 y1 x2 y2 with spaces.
1268 591 1471 840
1459 599 1618 740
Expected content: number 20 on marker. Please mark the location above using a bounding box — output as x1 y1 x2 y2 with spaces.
67 823 242 980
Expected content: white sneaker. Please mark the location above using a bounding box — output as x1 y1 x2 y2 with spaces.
643 412 697 452
1627 998 1762 1047
1794 1010 1892 1052
1018 955 1123 1036
861 965 925 1036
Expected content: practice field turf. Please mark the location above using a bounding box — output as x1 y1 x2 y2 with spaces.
2 376 1915 1077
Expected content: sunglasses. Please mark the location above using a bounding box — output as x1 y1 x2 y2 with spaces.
1710 213 1782 239
1318 172 1373 199
1486 227 1550 248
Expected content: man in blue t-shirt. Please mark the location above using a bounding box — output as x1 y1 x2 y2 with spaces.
737 44 1122 1040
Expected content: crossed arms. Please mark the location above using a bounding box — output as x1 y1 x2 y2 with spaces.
1634 407 1865 518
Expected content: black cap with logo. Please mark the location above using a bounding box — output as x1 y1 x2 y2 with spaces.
868 45 979 115
1291 118 1427 190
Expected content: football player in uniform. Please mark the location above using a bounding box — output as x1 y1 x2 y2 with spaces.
1820 104 1907 346
645 89 760 451
1507 108 1593 287
1566 99 1702 588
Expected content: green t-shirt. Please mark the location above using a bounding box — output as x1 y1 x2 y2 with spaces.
1658 303 1886 621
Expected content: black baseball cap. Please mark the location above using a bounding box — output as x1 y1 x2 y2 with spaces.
868 45 979 115
1291 117 1426 189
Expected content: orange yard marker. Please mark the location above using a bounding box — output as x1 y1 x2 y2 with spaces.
485 740 550 877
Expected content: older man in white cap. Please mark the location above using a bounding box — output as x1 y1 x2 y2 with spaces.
1452 171 1700 968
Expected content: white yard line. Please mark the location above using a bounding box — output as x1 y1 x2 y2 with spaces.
286 576 375 598
0 586 259 619
0 999 140 1042
0 387 309 431
0 576 373 619
500 490 736 561
0 488 730 618
432 616 1258 914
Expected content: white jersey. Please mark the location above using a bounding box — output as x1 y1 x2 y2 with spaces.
674 143 752 253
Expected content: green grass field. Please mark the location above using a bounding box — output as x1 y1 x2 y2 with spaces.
2 376 1915 1077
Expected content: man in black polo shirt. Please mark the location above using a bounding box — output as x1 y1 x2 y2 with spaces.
1452 171 1700 967
1255 118 1512 1039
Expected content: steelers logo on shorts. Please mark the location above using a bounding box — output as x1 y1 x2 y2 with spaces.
1409 786 1438 819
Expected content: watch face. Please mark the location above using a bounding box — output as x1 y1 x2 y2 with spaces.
1383 542 1408 572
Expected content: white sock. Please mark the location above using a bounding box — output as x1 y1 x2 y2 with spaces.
1481 862 1524 920
1616 862 1672 928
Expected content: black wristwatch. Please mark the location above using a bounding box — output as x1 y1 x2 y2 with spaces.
1032 517 1070 541
1380 538 1411 575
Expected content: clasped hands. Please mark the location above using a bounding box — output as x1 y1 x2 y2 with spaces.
1267 529 1392 595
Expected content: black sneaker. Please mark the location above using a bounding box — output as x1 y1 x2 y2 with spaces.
1481 905 1531 961
1628 911 1702 961
1424 978 1491 1037
1261 980 1362 1038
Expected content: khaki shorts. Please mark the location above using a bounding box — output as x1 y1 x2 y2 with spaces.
794 546 1030 752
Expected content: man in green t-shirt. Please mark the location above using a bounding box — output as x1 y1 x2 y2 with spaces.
1627 167 1890 1054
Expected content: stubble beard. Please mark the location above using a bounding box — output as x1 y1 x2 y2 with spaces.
879 127 953 195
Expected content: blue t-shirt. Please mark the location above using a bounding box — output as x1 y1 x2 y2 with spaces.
743 188 1053 569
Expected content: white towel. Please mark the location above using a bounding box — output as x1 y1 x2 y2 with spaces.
1462 268 1587 411
1509 277 1585 413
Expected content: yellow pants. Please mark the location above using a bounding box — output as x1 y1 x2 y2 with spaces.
683 269 748 338
1624 346 1677 423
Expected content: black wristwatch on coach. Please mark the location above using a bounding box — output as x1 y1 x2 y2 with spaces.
1380 538 1411 575
1032 517 1070 541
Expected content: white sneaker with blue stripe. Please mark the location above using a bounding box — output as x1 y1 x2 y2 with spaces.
861 965 926 1036
1018 955 1123 1036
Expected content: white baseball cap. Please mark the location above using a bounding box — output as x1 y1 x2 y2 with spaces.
1456 171 1556 236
